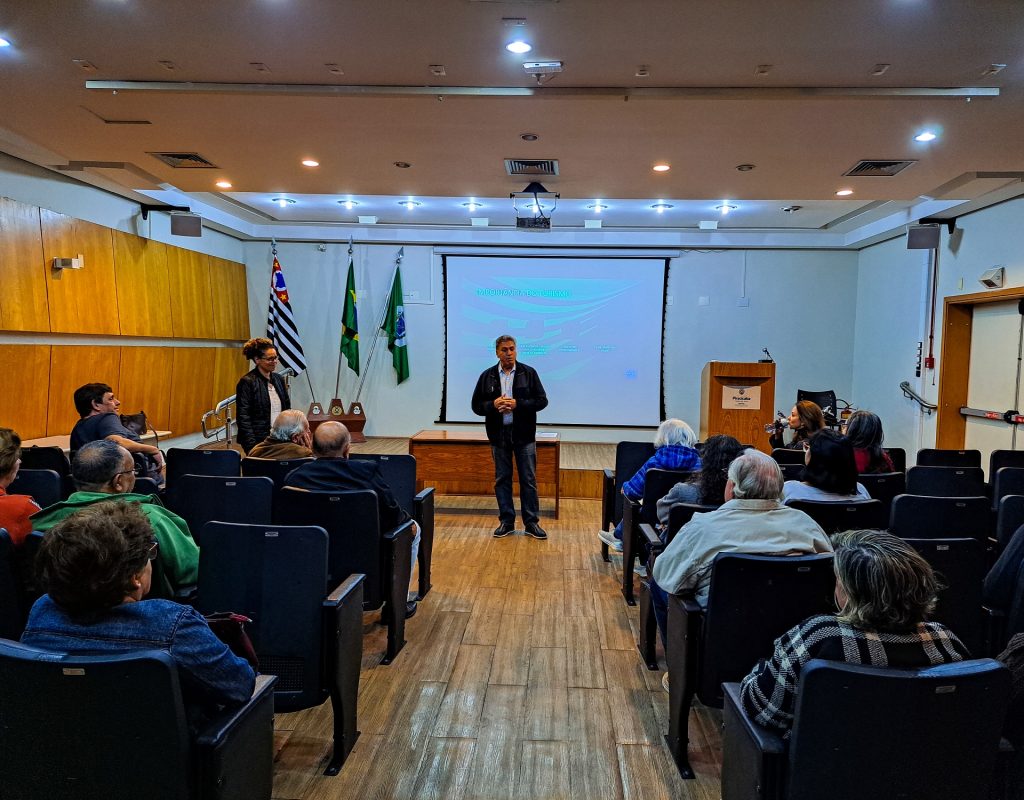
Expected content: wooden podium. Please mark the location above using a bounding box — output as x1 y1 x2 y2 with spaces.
699 361 776 453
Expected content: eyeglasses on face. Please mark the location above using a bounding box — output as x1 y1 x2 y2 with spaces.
147 540 159 561
258 355 279 362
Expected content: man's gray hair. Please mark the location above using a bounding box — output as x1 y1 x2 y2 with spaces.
73 440 127 491
727 449 784 500
270 409 308 441
313 421 351 457
654 418 697 449
494 334 516 349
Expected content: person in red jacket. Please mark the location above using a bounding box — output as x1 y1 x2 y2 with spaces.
0 428 41 546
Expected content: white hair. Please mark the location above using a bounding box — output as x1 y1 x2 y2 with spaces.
727 449 784 500
654 418 697 449
269 409 308 441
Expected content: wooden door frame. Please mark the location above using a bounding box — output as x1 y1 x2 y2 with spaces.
936 286 1024 448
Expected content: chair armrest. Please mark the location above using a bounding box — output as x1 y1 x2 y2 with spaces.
195 674 278 749
640 523 663 549
681 597 703 615
721 682 786 800
382 520 414 664
325 573 366 606
721 683 785 756
601 469 615 530
413 488 435 598
322 574 365 768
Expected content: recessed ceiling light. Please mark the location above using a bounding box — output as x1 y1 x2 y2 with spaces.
394 161 411 169
462 200 483 211
271 197 295 207
506 40 532 54
337 199 359 210
215 180 232 189
587 202 608 213
715 203 738 214
651 202 674 213
835 188 854 197
914 130 937 142
520 133 539 141
736 164 756 172
301 159 320 167
652 164 671 172
400 200 421 209
0 37 11 48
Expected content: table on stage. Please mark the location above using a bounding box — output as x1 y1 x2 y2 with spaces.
408 430 561 519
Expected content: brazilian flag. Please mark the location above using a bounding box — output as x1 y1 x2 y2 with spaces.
340 259 359 374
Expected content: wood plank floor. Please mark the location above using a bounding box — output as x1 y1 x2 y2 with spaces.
270 497 723 800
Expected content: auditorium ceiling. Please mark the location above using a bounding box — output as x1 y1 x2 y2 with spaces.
0 0 1023 241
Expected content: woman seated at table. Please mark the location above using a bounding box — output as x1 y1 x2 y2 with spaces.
656 434 745 525
740 529 969 735
0 428 41 546
21 501 255 719
844 409 895 473
768 400 826 451
782 429 871 503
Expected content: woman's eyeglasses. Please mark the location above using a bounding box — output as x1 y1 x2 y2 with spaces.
147 540 160 561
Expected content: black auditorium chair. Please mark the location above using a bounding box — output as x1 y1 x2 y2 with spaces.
990 449 1024 478
0 530 28 640
770 448 806 465
601 441 656 562
351 453 436 599
889 495 991 542
8 468 62 509
277 487 414 664
992 467 1024 512
165 447 241 486
664 552 835 779
19 445 73 498
906 465 987 498
916 447 983 468
777 463 805 481
996 495 1024 551
886 447 907 474
165 475 273 546
197 522 364 775
905 537 986 655
720 658 1010 800
0 639 278 800
797 389 838 426
856 471 906 518
620 467 695 605
785 498 885 534
133 476 164 497
240 456 312 491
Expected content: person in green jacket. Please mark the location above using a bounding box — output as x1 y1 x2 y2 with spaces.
31 440 199 597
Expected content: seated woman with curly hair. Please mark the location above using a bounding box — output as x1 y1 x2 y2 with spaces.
656 434 745 525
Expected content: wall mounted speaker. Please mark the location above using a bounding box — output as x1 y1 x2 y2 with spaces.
979 266 1005 289
906 223 940 250
170 212 203 237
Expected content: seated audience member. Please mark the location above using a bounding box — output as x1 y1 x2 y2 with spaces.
768 400 826 451
984 523 1024 615
649 449 832 641
740 529 969 735
782 429 870 503
247 409 313 459
598 418 703 552
22 501 254 717
69 382 165 483
844 409 895 473
656 434 745 525
0 428 41 546
31 440 198 596
284 421 421 617
998 632 1024 800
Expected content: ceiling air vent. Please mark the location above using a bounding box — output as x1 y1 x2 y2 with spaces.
505 158 559 177
844 159 917 177
148 151 219 169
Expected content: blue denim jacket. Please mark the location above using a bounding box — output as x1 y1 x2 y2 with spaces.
22 595 255 708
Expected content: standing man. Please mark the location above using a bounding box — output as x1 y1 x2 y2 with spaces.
472 334 549 540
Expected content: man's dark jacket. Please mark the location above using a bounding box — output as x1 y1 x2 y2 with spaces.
235 368 291 453
284 458 411 531
471 361 548 447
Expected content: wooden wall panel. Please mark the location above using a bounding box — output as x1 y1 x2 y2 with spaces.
113 232 173 337
210 347 249 429
0 345 51 439
169 348 218 437
0 198 50 332
167 248 216 339
118 347 173 432
40 210 120 335
47 346 121 436
209 257 250 340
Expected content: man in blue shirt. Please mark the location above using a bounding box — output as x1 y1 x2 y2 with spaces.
69 382 165 481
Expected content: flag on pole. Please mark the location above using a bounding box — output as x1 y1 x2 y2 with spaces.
267 256 307 374
380 267 409 384
340 258 360 375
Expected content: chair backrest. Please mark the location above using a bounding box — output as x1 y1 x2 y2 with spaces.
7 468 62 509
786 498 885 534
856 471 906 514
277 487 383 606
165 447 241 486
240 456 313 491
19 446 73 498
992 467 1024 510
990 449 1024 479
906 465 987 498
904 537 986 654
997 494 1024 550
0 530 26 640
666 502 718 540
885 447 907 474
167 475 273 546
350 453 417 516
916 448 983 468
889 494 991 541
771 448 807 465
796 389 838 425
0 640 192 800
786 658 1009 800
699 552 835 705
132 476 164 498
778 463 805 481
612 441 657 523
1005 556 1024 642
197 521 330 711
641 468 696 525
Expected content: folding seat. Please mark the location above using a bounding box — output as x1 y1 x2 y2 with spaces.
600 441 656 562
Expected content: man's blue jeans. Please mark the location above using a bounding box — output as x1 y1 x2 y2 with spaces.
492 438 540 526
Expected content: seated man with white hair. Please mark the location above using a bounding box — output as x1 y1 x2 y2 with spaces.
649 449 833 645
247 409 313 459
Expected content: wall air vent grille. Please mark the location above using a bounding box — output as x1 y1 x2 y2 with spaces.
844 160 917 177
505 159 559 177
148 152 219 169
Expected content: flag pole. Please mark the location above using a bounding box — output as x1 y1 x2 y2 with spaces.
354 247 402 402
334 236 354 397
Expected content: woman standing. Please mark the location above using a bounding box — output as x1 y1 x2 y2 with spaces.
235 337 291 454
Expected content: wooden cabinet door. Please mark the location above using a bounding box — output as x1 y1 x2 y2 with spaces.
47 346 122 436
167 247 216 339
113 232 173 337
0 199 50 332
210 257 250 340
0 345 51 439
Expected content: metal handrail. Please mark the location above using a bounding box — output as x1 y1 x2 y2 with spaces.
202 394 237 443
899 381 938 414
